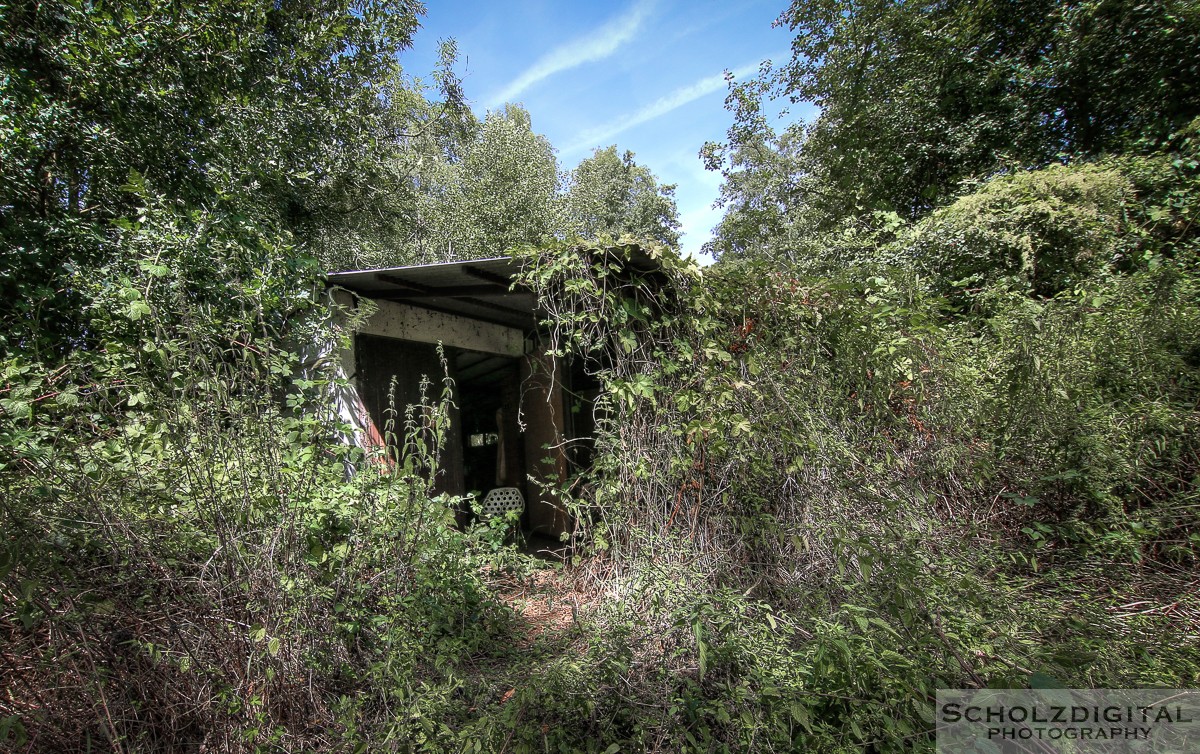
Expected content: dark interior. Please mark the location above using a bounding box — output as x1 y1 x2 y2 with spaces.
355 334 535 525
454 348 524 520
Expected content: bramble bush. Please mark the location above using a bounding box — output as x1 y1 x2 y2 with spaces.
0 196 521 750
3 58 1199 751
494 146 1198 751
3 147 1198 751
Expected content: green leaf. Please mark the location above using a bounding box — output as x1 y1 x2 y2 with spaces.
128 300 151 321
0 715 28 747
790 701 812 731
137 261 170 278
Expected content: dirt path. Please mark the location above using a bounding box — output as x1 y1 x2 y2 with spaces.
496 567 594 646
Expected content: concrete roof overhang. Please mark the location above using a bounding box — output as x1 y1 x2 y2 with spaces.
326 256 537 330
326 247 665 331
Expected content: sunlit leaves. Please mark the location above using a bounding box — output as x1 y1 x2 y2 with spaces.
565 145 682 248
1 0 422 353
705 0 1200 267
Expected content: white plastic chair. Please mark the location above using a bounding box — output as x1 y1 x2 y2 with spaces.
479 487 524 522
478 487 524 546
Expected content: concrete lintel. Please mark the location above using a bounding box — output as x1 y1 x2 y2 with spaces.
331 289 525 358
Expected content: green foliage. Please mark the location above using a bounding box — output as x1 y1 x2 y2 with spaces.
566 145 682 248
0 0 424 355
1 4 531 750
705 0 1200 263
905 163 1135 298
507 172 1200 746
409 104 565 262
5 0 1200 750
313 39 476 272
0 297 517 749
781 0 1200 211
700 90 813 264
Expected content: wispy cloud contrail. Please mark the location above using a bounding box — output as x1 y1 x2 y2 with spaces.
487 0 654 108
562 62 761 155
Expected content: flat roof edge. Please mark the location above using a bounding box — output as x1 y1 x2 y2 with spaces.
326 256 515 279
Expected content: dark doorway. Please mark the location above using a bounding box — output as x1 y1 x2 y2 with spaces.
354 334 464 497
354 334 587 539
355 334 531 523
454 349 524 521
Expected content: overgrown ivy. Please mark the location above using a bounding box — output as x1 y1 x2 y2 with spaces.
499 171 1200 748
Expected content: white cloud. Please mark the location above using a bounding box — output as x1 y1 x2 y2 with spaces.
486 1 654 108
562 61 760 155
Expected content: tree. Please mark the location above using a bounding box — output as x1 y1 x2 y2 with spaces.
412 104 564 261
0 0 424 354
773 0 1061 221
565 145 681 248
319 40 479 272
700 72 817 264
704 0 1200 263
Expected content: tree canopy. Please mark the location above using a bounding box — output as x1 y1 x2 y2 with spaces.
1 2 683 356
565 145 682 247
0 0 430 355
414 104 565 261
6 3 1198 751
704 0 1200 264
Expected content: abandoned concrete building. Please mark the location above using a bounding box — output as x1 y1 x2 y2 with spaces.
325 256 601 540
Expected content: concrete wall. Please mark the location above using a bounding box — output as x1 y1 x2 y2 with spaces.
330 289 524 358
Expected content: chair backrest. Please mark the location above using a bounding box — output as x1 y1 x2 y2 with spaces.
480 487 524 521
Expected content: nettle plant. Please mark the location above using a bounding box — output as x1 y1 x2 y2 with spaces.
514 241 947 566
510 242 961 746
0 203 513 750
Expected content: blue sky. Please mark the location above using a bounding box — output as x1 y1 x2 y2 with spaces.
403 0 815 264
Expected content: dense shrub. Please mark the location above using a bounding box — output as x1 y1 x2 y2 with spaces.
0 210 514 749
906 163 1134 298
503 149 1200 749
4 152 1198 751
